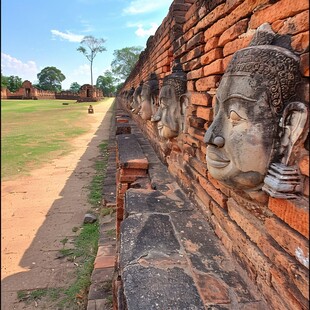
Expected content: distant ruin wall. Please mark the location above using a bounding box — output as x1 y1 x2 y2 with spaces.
1 81 104 101
116 0 309 309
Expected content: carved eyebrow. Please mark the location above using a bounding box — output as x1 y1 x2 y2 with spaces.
222 94 256 103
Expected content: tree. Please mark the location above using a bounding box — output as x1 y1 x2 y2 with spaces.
1 72 9 89
37 66 66 92
96 70 116 96
6 75 23 92
69 82 81 93
77 36 106 86
111 46 143 81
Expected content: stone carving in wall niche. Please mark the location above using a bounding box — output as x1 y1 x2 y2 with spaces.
139 73 159 120
203 23 309 202
127 86 135 109
131 81 144 115
152 59 189 140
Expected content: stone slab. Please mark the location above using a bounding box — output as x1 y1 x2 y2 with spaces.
122 265 205 310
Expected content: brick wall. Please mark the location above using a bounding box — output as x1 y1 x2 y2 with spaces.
116 0 309 309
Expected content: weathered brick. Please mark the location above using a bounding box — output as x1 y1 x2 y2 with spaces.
183 57 201 71
218 18 249 46
194 3 227 34
227 198 266 244
204 0 270 39
196 106 213 121
203 59 224 76
250 0 309 29
300 52 309 76
201 48 223 65
265 217 309 269
278 10 310 36
223 36 252 57
190 91 212 106
187 67 203 80
186 32 205 50
268 197 309 238
180 45 204 63
196 75 221 91
291 31 309 53
222 54 234 71
204 36 219 53
299 155 309 176
198 175 228 208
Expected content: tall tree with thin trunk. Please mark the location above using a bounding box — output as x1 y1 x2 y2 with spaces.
77 36 106 86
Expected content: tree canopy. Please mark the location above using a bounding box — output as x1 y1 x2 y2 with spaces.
111 46 143 82
96 71 116 96
69 82 81 93
37 66 66 92
1 73 9 89
77 36 106 86
6 75 23 92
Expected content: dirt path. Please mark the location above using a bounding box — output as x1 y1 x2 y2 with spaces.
1 99 114 309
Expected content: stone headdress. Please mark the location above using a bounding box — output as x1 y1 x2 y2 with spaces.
162 59 187 100
225 23 301 115
143 73 159 97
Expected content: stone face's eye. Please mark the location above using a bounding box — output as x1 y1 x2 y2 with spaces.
229 110 244 122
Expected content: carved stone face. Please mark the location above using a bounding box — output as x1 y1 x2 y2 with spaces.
204 74 276 191
155 85 180 139
139 84 153 120
131 84 143 115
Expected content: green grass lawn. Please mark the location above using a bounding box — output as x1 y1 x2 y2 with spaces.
1 99 108 180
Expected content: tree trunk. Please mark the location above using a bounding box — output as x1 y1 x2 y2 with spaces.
90 61 93 86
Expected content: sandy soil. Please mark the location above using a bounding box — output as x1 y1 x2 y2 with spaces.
1 99 114 309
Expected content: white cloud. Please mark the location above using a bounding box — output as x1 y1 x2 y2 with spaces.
1 53 39 82
51 30 84 42
135 23 159 37
123 0 170 15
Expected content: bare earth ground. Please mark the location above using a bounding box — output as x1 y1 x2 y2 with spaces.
1 100 114 309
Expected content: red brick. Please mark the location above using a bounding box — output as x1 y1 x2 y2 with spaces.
196 75 221 91
291 31 309 53
265 217 309 268
204 37 219 53
203 59 224 76
300 52 309 76
94 255 115 269
218 18 249 46
187 127 205 142
250 0 309 29
270 266 308 309
204 0 270 39
193 273 230 304
227 198 266 244
186 32 205 50
299 155 309 176
268 197 309 238
257 234 309 300
189 91 212 106
183 57 201 71
187 67 203 80
193 180 212 209
210 201 272 283
278 10 310 36
180 45 204 63
198 175 227 208
196 106 213 121
223 36 252 57
201 48 223 65
194 3 227 34
222 55 234 71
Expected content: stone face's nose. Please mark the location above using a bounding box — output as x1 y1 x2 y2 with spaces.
204 130 225 148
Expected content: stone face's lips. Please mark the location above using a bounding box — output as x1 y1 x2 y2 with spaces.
206 147 230 168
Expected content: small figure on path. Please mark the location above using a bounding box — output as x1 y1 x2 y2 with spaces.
88 105 94 114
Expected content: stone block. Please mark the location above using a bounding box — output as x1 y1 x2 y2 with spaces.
249 0 309 29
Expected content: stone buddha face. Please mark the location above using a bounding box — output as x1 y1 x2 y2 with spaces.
131 82 143 115
203 23 308 199
138 73 159 120
153 62 188 140
204 74 276 191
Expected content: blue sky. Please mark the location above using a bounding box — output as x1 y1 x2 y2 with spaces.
1 0 173 90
